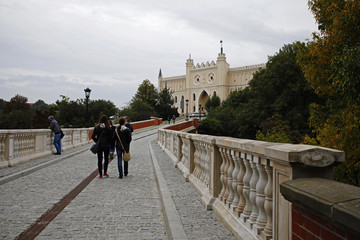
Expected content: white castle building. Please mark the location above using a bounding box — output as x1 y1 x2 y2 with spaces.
158 45 265 115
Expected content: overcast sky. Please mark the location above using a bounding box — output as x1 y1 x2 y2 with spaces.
0 0 318 108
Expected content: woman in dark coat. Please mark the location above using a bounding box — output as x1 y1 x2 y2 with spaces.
113 117 132 178
91 115 113 178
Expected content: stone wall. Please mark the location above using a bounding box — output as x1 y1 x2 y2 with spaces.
158 129 345 240
281 178 360 240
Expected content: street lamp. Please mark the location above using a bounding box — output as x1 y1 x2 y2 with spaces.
84 87 91 125
199 104 202 120
185 99 189 121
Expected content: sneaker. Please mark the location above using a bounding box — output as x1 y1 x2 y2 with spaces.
104 173 109 177
98 175 102 179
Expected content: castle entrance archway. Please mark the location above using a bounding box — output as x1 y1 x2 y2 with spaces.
198 90 209 114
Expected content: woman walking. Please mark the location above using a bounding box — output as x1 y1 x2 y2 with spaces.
92 115 113 178
114 117 132 178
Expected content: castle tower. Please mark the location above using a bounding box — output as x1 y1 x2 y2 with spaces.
185 55 194 101
216 41 230 101
158 68 163 91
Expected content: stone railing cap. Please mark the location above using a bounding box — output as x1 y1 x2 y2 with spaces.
265 144 345 167
280 178 360 237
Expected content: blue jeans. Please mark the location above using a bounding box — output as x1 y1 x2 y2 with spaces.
116 145 128 177
53 132 62 153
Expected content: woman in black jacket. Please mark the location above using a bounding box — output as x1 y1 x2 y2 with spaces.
91 115 113 178
113 117 132 178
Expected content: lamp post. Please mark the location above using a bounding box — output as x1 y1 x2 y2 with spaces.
84 87 91 126
199 104 202 120
185 99 189 121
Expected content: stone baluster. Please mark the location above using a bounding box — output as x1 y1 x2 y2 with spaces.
181 138 189 170
203 143 210 187
254 158 268 234
249 155 260 227
262 163 273 239
240 154 253 222
218 147 227 202
235 152 246 216
193 141 201 179
0 133 6 163
222 148 230 204
230 150 240 212
199 142 206 183
226 149 235 208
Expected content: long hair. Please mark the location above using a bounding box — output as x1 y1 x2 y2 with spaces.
98 114 110 129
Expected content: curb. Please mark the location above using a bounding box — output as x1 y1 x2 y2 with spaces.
148 140 188 240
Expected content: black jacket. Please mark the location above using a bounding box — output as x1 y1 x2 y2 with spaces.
113 126 132 152
91 125 113 150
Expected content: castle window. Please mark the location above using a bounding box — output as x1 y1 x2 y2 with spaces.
194 75 201 85
193 93 196 101
175 96 177 103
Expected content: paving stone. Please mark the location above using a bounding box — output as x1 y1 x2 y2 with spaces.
0 126 234 239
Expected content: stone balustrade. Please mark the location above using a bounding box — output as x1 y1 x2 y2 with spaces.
0 128 92 168
158 129 345 240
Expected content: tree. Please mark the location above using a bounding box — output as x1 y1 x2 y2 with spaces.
0 94 32 129
30 100 49 112
132 79 158 107
199 42 317 141
155 86 178 120
297 0 360 186
89 99 117 124
205 94 221 112
2 94 30 114
120 100 155 122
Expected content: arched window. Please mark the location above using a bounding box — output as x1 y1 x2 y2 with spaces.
193 93 196 101
213 91 217 96
175 96 177 103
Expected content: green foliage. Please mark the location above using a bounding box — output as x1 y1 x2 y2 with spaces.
200 42 317 140
198 117 224 136
0 110 32 129
205 94 221 112
30 100 49 112
297 0 360 186
31 109 50 129
89 99 117 125
256 114 302 143
132 79 158 107
155 86 178 119
0 95 33 129
120 100 155 122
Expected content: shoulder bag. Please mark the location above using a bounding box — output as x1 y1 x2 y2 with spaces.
115 128 131 162
90 129 104 154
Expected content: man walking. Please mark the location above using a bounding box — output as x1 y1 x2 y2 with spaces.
48 115 62 155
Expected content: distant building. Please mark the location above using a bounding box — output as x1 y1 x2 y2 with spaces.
158 46 265 115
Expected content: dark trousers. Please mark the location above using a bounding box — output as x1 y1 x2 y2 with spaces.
97 147 109 176
116 145 128 177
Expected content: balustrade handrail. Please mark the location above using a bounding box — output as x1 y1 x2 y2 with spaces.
157 128 344 240
0 127 93 168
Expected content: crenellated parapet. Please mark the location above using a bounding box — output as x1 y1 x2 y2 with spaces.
229 63 266 73
193 60 216 70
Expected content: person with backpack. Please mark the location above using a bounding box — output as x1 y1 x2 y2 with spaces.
48 115 63 155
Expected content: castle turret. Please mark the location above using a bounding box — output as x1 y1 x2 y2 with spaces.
158 68 163 91
216 41 229 101
185 54 194 101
